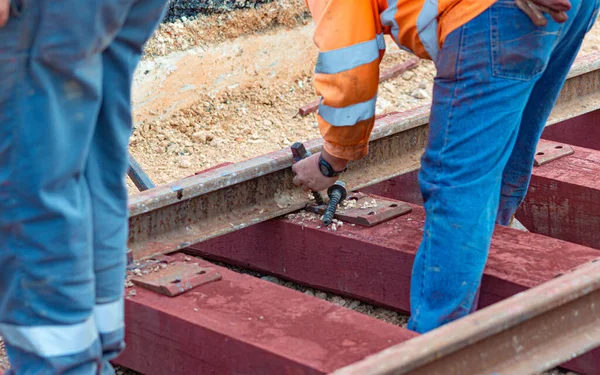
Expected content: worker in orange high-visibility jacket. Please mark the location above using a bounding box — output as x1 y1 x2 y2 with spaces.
292 0 599 333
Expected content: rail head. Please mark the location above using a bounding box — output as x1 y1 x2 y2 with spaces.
566 50 600 80
127 105 430 218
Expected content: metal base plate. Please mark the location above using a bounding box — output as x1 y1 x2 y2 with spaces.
534 141 574 166
131 253 221 297
305 193 412 227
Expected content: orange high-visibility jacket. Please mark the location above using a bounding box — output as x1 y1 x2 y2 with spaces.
306 0 495 161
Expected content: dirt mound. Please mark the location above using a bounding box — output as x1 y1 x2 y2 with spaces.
145 0 310 57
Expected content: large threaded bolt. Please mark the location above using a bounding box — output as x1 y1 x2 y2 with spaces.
323 181 347 227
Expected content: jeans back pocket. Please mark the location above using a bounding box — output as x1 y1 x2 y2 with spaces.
491 0 563 81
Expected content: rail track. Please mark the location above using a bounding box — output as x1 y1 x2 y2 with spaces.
111 51 600 375
126 51 600 261
2 53 598 375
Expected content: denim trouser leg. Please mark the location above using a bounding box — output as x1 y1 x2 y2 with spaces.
408 0 597 333
89 1 167 373
0 0 166 373
0 3 105 373
497 1 600 225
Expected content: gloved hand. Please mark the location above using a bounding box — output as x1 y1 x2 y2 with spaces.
0 0 9 27
516 0 571 26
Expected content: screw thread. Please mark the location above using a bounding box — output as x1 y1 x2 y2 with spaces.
323 193 341 226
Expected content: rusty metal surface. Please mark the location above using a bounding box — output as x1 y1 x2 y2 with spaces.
127 107 428 260
127 52 600 260
329 258 600 375
548 52 600 126
534 141 574 166
131 253 221 296
305 193 412 227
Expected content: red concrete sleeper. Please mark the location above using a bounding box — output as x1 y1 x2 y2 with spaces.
188 200 600 374
115 258 417 375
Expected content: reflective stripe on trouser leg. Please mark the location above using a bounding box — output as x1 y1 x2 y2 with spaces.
0 319 97 358
94 300 125 372
4 340 103 375
0 2 102 374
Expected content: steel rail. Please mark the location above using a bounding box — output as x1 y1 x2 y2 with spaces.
127 52 600 260
329 258 600 375
549 52 600 125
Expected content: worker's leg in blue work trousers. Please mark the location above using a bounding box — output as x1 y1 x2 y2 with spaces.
408 0 600 334
0 0 167 374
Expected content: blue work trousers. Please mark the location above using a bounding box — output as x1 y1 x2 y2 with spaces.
0 0 167 373
408 0 600 333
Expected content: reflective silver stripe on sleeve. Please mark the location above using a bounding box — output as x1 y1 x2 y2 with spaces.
417 0 440 62
0 317 98 357
94 298 124 334
315 38 380 75
318 95 377 127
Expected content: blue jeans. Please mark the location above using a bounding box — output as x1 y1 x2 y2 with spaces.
408 0 600 333
0 0 167 373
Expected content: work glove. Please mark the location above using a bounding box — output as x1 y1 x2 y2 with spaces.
516 0 571 26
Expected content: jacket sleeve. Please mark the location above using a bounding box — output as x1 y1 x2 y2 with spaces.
306 0 385 160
